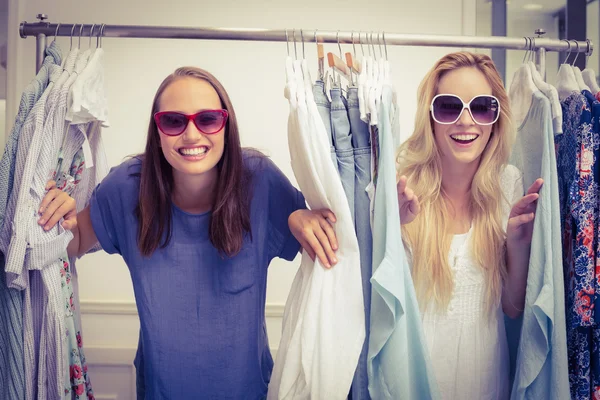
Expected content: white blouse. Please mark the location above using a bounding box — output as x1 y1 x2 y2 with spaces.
421 165 522 400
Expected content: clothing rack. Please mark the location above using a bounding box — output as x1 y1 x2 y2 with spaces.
20 14 594 79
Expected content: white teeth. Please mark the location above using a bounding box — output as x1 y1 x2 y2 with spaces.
180 147 208 156
451 134 478 141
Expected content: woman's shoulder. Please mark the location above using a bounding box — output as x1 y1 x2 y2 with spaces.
242 148 283 181
98 156 142 194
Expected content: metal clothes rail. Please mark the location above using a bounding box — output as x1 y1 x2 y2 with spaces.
20 14 594 78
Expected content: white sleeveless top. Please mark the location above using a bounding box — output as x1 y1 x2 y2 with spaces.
421 165 523 400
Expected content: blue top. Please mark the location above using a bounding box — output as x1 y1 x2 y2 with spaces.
367 85 439 399
89 152 306 399
507 90 569 400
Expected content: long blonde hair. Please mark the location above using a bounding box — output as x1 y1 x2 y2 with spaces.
398 51 514 313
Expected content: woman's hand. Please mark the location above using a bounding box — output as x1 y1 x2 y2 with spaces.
288 209 338 268
506 178 543 247
38 180 77 231
397 175 420 225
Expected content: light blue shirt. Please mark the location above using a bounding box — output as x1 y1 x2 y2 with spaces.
507 90 570 399
367 84 439 399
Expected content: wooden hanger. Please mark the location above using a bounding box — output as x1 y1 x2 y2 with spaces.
316 31 325 81
327 31 351 85
345 52 361 74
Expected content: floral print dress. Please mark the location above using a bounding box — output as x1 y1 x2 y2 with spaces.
54 134 95 399
557 91 600 399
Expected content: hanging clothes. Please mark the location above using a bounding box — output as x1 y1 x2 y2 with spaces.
330 88 355 222
312 80 337 168
0 41 62 400
0 50 68 399
367 83 438 399
557 90 600 399
0 43 99 399
348 85 373 400
506 83 570 399
269 58 364 399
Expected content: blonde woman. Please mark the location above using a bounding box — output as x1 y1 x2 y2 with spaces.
396 52 543 399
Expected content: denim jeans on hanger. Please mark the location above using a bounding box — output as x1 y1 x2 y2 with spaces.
312 80 336 167
330 87 355 222
348 86 373 400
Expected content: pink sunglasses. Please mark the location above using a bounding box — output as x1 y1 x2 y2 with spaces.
154 110 228 136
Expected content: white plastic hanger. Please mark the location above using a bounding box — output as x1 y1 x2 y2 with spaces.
571 41 592 92
376 33 385 93
382 32 391 86
357 32 368 122
556 40 580 100
525 37 547 91
368 32 379 125
526 37 563 133
582 39 600 95
362 35 374 122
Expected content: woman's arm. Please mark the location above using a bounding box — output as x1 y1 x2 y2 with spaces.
502 178 543 318
38 181 99 258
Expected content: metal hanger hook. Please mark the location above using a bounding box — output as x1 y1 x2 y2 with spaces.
54 23 61 42
383 32 388 60
70 24 77 50
562 39 572 64
530 37 537 63
100 23 107 48
370 31 376 59
337 31 342 58
285 29 289 57
300 29 305 59
522 37 530 63
292 28 297 60
78 23 84 48
573 40 581 66
359 32 365 56
97 23 105 48
377 32 383 59
88 24 96 48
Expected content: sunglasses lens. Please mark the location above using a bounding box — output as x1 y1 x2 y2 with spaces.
157 113 187 135
470 96 499 125
194 111 226 134
432 95 464 124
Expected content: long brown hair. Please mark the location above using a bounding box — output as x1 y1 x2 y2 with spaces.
136 67 251 257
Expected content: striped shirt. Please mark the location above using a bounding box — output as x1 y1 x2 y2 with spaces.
0 42 62 400
0 49 80 400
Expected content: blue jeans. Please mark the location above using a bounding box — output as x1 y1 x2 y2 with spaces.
330 88 355 223
348 87 373 400
312 81 337 167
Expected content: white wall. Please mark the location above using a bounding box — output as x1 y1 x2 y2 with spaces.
9 0 476 398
